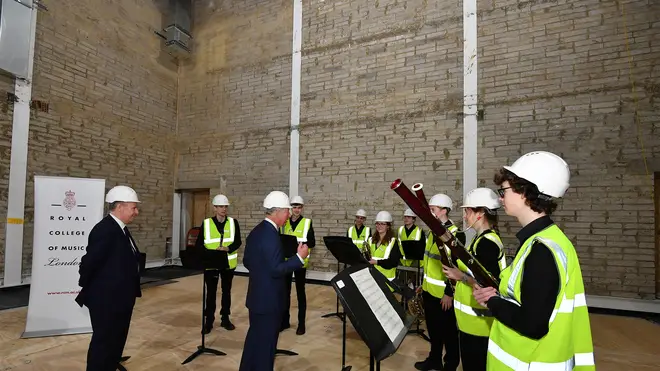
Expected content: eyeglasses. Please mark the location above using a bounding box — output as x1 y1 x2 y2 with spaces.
496 187 511 197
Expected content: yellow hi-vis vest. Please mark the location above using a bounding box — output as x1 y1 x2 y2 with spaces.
348 225 371 247
281 217 312 268
398 225 422 267
453 231 507 337
421 233 453 298
487 224 595 371
203 217 237 269
367 236 397 282
420 223 458 270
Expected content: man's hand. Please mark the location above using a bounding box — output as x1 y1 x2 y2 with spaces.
441 295 453 311
297 242 309 259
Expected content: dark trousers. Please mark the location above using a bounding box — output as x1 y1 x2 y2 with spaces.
204 268 235 322
239 310 282 371
86 302 134 371
459 330 488 371
282 268 306 326
423 291 460 371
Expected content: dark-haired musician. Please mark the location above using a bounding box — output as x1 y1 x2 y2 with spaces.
366 211 401 286
472 151 595 371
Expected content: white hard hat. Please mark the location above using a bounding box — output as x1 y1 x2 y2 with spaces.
212 194 229 206
355 209 367 217
105 185 140 203
263 191 292 209
461 188 501 210
429 194 453 209
290 195 304 205
403 208 416 217
375 211 393 223
504 151 570 198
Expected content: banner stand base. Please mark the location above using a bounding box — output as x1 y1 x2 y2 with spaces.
21 326 92 339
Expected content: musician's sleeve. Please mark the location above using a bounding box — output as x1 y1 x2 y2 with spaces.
376 240 402 269
487 241 560 339
475 238 502 278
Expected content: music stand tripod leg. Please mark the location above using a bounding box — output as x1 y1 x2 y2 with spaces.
181 272 227 365
321 261 343 320
406 263 430 342
340 310 352 371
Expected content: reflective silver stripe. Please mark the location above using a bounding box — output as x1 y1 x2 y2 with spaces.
453 299 491 317
424 274 446 287
549 293 587 323
505 236 567 301
228 253 237 260
489 339 589 371
424 250 444 261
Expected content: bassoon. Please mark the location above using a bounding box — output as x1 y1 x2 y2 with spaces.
392 179 500 289
411 183 453 268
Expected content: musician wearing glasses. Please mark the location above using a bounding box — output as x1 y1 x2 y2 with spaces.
472 151 595 371
414 194 463 371
442 188 507 371
365 211 402 286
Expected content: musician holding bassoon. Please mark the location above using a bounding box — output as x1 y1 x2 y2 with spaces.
472 151 595 371
414 194 463 371
441 188 507 371
365 211 402 287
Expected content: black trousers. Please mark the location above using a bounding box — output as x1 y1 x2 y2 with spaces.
282 267 307 326
239 310 282 371
86 301 134 371
459 330 488 371
423 291 460 371
204 268 235 322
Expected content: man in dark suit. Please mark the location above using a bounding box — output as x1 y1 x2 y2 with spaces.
238 191 310 371
76 185 144 371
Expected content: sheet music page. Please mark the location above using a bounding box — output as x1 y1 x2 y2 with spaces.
350 268 405 343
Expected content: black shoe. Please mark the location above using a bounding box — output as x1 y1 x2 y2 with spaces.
280 322 290 332
202 323 212 334
220 317 235 331
414 359 443 371
296 323 305 335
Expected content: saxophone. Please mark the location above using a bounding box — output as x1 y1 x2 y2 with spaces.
407 289 425 321
361 239 372 262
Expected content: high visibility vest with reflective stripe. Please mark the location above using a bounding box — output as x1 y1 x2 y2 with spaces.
368 236 397 282
487 224 595 371
203 217 237 269
281 217 312 268
420 223 457 270
453 231 507 337
398 225 422 267
348 225 371 247
422 234 452 298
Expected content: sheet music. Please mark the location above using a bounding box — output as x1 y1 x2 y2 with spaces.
350 268 405 343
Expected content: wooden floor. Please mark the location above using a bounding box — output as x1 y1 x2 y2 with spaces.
0 275 659 370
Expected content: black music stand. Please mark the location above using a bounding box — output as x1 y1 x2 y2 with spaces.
331 265 415 371
181 244 228 365
276 234 301 357
399 240 430 342
324 236 372 371
322 236 364 321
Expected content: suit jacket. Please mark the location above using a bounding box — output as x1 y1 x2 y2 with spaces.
75 214 143 311
244 219 303 314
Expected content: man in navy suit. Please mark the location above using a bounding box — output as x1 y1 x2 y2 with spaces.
76 185 144 371
239 191 310 371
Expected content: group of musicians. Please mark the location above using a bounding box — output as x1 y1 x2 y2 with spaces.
77 151 594 371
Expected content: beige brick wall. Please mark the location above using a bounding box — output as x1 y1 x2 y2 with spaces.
177 0 659 299
0 0 178 277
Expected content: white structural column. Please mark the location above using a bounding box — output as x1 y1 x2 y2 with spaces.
288 0 303 198
462 0 478 241
3 5 39 287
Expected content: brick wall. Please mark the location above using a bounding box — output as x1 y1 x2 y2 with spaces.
177 0 659 299
0 0 178 278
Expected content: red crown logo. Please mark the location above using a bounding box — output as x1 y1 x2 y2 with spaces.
65 190 75 197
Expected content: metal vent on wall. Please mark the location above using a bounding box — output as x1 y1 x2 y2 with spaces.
157 0 193 60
